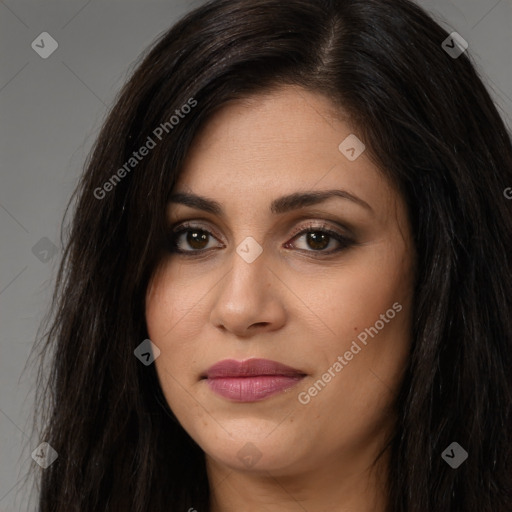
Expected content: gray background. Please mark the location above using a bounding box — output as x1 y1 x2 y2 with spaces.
0 0 511 510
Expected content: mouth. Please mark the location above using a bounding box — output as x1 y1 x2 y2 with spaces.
201 358 307 402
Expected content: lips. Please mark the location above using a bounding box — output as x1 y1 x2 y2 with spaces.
204 358 305 379
202 358 306 402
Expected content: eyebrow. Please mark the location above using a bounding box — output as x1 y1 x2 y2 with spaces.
167 189 373 215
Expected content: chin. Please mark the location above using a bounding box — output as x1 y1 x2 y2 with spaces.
197 424 307 474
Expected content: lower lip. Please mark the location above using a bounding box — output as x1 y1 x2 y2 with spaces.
206 375 304 402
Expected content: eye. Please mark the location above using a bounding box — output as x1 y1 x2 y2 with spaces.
169 223 223 253
167 221 354 256
284 222 354 254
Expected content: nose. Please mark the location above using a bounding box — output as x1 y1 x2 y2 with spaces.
209 244 287 338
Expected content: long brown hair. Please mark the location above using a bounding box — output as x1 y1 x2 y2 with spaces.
32 0 512 509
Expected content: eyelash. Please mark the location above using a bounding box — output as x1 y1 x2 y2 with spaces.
167 221 355 257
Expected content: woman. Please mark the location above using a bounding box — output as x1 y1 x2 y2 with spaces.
33 0 512 510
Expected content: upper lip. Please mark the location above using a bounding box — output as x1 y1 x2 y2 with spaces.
203 358 306 379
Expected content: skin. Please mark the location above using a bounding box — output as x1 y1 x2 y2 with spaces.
145 85 416 511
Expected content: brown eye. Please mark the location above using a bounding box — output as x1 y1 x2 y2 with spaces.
185 230 209 250
304 232 330 251
286 226 353 254
169 227 222 253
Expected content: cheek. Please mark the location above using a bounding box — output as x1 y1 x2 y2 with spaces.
295 244 413 413
293 289 411 455
145 267 227 444
145 266 201 391
295 245 412 347
145 259 218 368
145 263 200 340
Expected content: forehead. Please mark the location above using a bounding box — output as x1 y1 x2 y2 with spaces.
173 86 398 217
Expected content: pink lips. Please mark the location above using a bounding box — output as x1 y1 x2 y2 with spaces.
203 358 306 402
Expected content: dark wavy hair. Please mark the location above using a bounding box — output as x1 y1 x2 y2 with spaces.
31 0 512 510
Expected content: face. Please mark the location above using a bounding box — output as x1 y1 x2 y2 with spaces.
145 85 415 478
